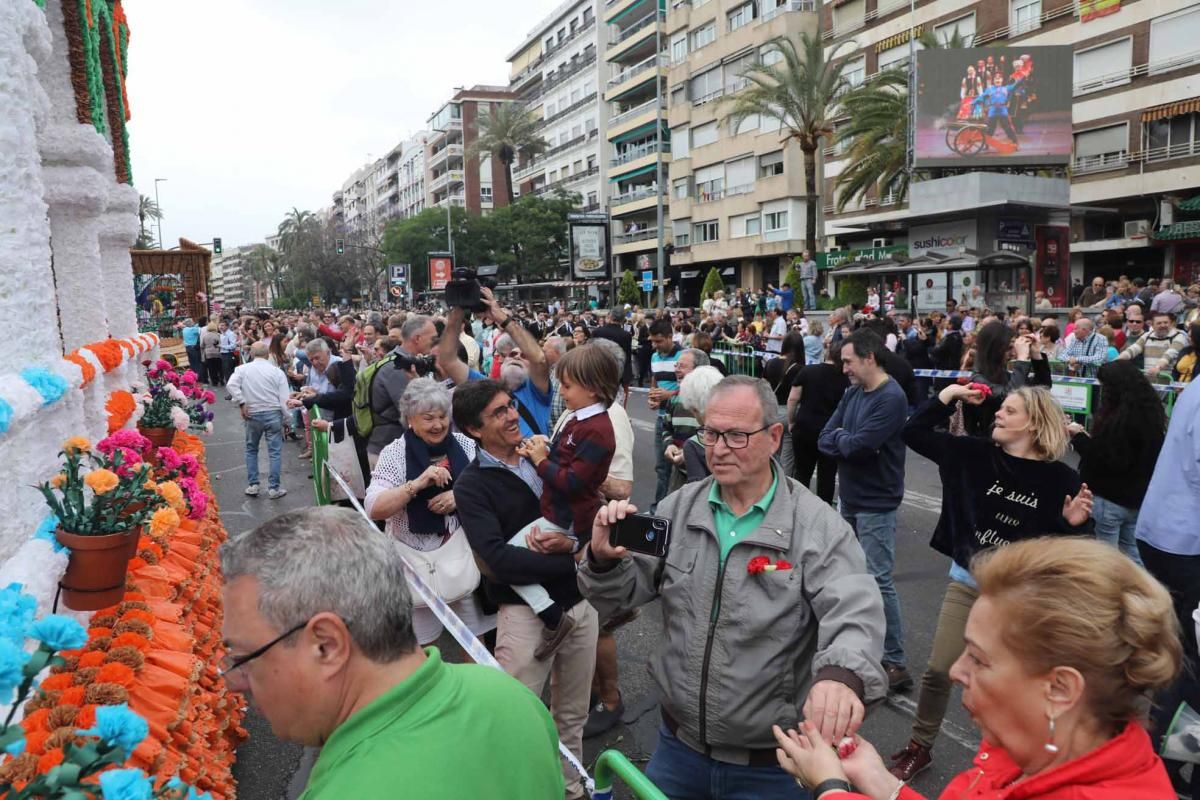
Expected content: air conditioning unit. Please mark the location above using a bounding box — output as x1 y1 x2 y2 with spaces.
872 237 893 248
1124 220 1150 238
827 245 843 253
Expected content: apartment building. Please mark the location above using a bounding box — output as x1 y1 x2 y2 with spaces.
665 0 820 300
210 245 253 309
338 162 378 238
425 85 516 214
508 0 609 211
821 0 1200 289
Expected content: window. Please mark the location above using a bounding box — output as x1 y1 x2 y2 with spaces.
745 215 761 235
571 124 583 139
694 163 725 200
732 113 759 135
725 155 756 193
570 18 578 34
582 8 593 25
691 121 719 148
1144 113 1200 162
673 219 691 246
545 38 554 53
759 151 784 177
571 88 582 104
764 209 787 231
760 106 783 133
842 55 866 90
760 45 784 68
878 43 915 73
728 1 756 31
1010 0 1041 35
690 66 723 104
1073 124 1128 173
724 51 756 92
546 101 557 117
1074 38 1132 95
833 0 864 33
674 177 690 199
671 125 691 158
557 27 566 42
587 191 597 207
731 212 760 237
572 159 584 174
690 22 716 51
481 186 493 201
1149 5 1200 74
587 154 596 170
670 84 687 106
671 31 688 63
549 169 559 182
694 220 719 243
933 13 975 46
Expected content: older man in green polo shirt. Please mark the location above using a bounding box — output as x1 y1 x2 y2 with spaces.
221 506 564 799
580 375 885 800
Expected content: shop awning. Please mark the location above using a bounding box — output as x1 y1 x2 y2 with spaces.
1142 98 1200 122
1152 220 1200 241
609 0 650 24
875 26 922 53
610 163 658 181
1178 195 1200 212
611 122 659 144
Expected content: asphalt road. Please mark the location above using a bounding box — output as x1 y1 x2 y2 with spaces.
207 384 983 800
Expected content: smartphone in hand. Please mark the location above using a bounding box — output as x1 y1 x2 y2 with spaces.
610 513 671 558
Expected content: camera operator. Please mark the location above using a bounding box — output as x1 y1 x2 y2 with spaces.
366 315 438 466
439 287 552 438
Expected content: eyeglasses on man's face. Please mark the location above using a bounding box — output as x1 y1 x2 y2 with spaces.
696 425 772 449
220 619 308 676
487 398 518 421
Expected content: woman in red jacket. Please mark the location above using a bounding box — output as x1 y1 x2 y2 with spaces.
772 537 1182 800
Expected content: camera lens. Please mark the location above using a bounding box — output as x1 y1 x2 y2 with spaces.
645 531 656 542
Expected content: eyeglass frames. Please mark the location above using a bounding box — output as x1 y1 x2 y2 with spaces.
220 619 308 676
696 425 772 449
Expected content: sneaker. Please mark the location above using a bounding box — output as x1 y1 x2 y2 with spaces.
533 611 576 661
244 484 260 496
298 448 313 460
885 663 914 692
583 695 624 738
889 741 932 781
268 488 287 500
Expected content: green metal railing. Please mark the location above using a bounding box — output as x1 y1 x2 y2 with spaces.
590 750 668 800
310 408 332 505
713 342 762 377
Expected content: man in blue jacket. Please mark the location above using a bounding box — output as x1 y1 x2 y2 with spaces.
819 328 911 692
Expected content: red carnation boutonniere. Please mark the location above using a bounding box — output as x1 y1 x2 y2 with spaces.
747 556 793 575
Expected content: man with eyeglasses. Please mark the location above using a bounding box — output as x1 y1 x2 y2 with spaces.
220 506 565 798
580 375 885 800
1078 276 1108 309
819 328 912 693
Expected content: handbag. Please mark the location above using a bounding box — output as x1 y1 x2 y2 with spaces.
394 528 481 609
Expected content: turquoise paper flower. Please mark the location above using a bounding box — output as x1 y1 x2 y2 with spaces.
0 639 31 703
0 583 37 646
33 514 66 553
78 703 149 755
97 768 153 800
0 398 12 435
20 367 69 406
167 777 213 800
4 736 25 756
30 614 87 652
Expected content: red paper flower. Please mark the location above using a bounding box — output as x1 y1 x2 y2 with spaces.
967 382 993 398
747 556 771 575
775 559 793 571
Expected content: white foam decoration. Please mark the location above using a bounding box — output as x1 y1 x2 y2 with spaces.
74 346 104 381
49 357 84 390
0 373 46 422
0 538 70 620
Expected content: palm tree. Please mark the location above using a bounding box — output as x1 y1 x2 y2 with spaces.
137 194 162 248
724 32 855 258
466 102 549 205
247 244 287 303
832 29 969 212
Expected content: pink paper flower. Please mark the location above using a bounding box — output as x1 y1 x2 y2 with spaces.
180 371 198 385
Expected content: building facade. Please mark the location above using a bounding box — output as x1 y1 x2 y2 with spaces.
821 0 1200 290
666 0 819 300
508 0 610 212
211 245 254 309
426 85 516 214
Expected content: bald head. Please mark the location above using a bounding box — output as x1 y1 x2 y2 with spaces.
250 341 270 359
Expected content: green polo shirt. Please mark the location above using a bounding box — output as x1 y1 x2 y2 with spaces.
299 647 564 800
707 467 779 564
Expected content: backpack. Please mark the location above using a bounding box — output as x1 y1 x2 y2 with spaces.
352 352 396 438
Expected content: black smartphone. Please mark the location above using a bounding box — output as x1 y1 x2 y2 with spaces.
610 513 671 558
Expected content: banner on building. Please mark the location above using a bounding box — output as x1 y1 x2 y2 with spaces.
914 46 1073 169
428 252 453 291
568 212 610 281
1080 0 1120 22
1034 226 1070 303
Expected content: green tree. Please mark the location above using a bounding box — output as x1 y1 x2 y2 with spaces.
833 29 969 212
489 191 579 281
781 261 803 291
466 103 549 205
246 244 287 303
724 33 854 258
136 194 162 248
617 269 641 306
701 267 724 300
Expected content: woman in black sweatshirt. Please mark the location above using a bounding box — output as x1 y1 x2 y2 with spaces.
961 320 1051 436
887 384 1094 782
1068 360 1166 567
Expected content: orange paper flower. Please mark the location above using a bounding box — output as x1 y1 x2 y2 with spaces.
36 748 64 774
63 437 91 455
156 481 186 512
50 473 67 489
84 469 119 495
149 507 180 538
95 662 136 688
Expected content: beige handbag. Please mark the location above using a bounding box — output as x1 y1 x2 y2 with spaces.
395 529 481 609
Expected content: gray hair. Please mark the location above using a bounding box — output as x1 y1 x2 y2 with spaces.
400 314 433 342
589 337 624 369
681 348 710 367
294 323 317 344
398 377 452 425
221 507 417 661
249 341 270 359
305 337 330 356
544 336 568 357
677 365 725 418
494 334 517 354
708 375 785 426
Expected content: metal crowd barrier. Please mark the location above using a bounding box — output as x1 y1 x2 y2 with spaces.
712 344 762 377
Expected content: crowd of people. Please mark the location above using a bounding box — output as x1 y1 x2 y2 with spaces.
204 275 1198 800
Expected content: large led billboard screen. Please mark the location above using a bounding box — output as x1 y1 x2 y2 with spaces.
914 46 1073 169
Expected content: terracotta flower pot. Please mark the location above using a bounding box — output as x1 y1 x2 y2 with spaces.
138 426 176 466
55 527 132 611
121 522 143 561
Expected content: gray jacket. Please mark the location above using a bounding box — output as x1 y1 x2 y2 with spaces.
578 469 885 757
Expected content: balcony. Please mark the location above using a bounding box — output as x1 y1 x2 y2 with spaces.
614 225 661 245
611 140 667 167
543 91 598 126
607 53 668 90
434 194 466 208
535 165 602 195
760 0 815 23
526 49 599 103
428 143 464 167
606 11 663 61
510 52 546 89
543 16 597 59
429 169 465 193
695 183 755 203
610 183 662 207
970 2 1075 47
609 97 666 136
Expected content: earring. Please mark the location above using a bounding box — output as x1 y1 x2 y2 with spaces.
1045 715 1059 754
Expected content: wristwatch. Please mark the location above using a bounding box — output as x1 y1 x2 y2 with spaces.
811 778 853 797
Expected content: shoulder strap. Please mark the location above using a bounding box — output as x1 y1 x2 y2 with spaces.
514 396 543 436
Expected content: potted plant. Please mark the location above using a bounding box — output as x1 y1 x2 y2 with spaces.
36 438 165 611
135 361 193 456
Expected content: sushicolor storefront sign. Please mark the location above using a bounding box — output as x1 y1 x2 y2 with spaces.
908 220 978 257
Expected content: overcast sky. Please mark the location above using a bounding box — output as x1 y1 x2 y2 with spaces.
125 0 551 249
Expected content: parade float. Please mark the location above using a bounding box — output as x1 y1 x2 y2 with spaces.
0 1 244 796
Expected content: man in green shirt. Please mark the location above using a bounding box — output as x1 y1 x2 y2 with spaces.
221 506 564 799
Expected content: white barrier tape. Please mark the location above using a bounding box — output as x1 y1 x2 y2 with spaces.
908 368 1186 394
323 463 595 793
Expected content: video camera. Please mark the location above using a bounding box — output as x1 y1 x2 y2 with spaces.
394 350 436 377
444 265 500 313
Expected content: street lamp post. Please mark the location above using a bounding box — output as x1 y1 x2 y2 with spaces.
654 3 665 310
153 177 167 249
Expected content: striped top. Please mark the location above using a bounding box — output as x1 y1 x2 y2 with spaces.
650 344 682 392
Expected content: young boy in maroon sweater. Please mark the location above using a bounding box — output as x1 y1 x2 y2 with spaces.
514 344 619 659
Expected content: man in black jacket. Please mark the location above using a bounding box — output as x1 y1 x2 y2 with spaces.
929 315 965 391
590 308 634 399
453 379 599 800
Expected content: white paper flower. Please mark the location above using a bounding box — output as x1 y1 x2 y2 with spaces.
170 405 189 431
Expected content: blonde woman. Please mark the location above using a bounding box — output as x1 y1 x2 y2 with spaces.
885 385 1095 780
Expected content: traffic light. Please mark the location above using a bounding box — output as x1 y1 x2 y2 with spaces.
335 238 345 255
213 237 222 255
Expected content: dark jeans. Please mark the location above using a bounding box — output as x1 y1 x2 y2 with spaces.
221 352 237 383
204 357 224 386
645 725 809 800
185 344 202 379
792 425 836 505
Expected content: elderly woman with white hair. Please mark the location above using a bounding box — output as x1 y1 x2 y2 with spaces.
668 365 726 483
365 377 495 646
